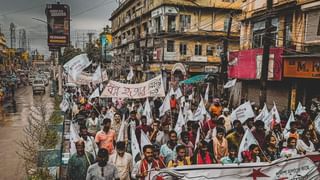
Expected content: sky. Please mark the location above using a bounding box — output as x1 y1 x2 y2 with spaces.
0 0 118 58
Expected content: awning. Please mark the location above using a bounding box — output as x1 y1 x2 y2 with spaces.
179 74 208 85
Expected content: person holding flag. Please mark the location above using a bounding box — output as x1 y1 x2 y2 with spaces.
192 140 216 165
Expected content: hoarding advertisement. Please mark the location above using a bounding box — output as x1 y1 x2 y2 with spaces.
46 4 70 47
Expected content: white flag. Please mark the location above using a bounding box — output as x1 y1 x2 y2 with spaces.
230 101 255 123
314 114 320 135
60 98 69 112
194 127 201 150
140 130 152 150
255 103 269 121
238 129 258 162
224 79 237 89
131 124 141 166
204 83 209 103
159 93 171 117
92 65 102 83
89 87 100 100
63 54 91 80
175 88 183 99
143 98 153 126
295 102 306 116
174 108 185 136
70 123 81 155
193 96 207 121
127 66 134 81
117 115 126 142
188 91 194 101
271 102 281 124
283 111 295 136
169 87 175 96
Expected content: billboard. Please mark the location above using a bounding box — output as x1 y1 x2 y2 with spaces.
46 3 70 47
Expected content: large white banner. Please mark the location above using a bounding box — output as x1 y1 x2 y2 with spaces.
156 155 320 180
101 75 165 99
67 71 108 85
63 54 91 80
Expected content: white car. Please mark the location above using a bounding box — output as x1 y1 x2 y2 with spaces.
38 74 49 86
32 79 46 95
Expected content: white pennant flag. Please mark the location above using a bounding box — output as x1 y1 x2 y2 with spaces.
295 102 306 116
193 96 207 121
283 111 295 136
63 54 91 80
174 108 185 136
159 93 171 117
89 87 100 100
99 83 104 91
143 98 153 125
140 130 152 150
131 124 141 166
238 129 258 162
188 91 194 101
224 79 237 89
117 115 126 142
92 65 102 83
255 103 269 121
169 87 175 96
60 98 69 112
230 101 255 123
204 83 209 103
314 114 320 135
127 66 134 81
169 87 183 99
271 102 281 124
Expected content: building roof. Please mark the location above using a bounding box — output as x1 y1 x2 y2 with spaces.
282 53 320 58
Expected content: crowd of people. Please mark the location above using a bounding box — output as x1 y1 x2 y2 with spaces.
65 83 320 180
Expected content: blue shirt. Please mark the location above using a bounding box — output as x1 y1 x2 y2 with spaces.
220 156 240 164
160 144 178 165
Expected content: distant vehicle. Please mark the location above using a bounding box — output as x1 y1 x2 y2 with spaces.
32 79 45 95
29 75 36 85
44 71 51 79
38 74 49 86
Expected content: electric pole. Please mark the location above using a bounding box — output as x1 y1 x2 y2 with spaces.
259 0 273 109
221 14 233 84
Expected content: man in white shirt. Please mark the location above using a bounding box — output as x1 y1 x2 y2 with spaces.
79 126 98 160
109 142 132 180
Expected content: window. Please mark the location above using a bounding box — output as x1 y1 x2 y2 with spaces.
206 45 214 56
180 43 187 55
318 17 320 36
167 40 175 52
284 15 293 48
168 15 176 32
195 44 202 55
252 18 278 48
224 18 229 32
180 15 191 31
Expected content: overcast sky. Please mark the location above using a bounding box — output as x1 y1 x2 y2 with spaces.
0 0 118 58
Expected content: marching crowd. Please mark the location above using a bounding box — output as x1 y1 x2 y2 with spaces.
65 83 320 180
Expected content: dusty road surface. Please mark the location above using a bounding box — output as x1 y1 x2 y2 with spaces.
0 85 51 180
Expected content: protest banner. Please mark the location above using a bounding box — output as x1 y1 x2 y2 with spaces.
63 54 91 80
156 154 320 180
101 75 165 99
67 70 108 85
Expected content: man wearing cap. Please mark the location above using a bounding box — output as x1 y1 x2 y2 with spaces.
86 148 120 180
67 140 94 180
219 108 232 133
209 98 222 117
109 142 132 180
95 118 116 154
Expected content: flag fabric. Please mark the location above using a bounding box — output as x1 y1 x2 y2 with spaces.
140 130 152 150
159 93 171 117
295 102 306 116
314 114 320 135
193 96 207 121
143 98 153 125
89 87 100 100
230 101 255 123
117 115 126 142
60 98 70 112
70 123 81 155
204 83 209 103
283 111 295 136
169 87 175 96
255 103 269 121
99 83 104 91
131 124 141 166
188 91 194 101
175 88 183 99
174 108 185 136
271 102 281 124
223 79 237 89
238 129 258 162
63 54 91 80
92 65 102 83
194 127 201 150
127 66 134 81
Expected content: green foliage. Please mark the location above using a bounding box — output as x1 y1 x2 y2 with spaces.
27 168 54 180
60 46 82 65
54 96 62 111
40 129 58 149
49 111 63 125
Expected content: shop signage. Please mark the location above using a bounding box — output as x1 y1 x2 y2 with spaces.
284 58 320 79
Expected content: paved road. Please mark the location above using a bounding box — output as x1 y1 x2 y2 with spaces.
0 85 51 180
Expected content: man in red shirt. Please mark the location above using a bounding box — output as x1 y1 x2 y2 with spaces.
170 95 177 110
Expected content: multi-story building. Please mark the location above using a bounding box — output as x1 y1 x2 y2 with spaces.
228 0 320 111
110 0 241 84
0 33 8 71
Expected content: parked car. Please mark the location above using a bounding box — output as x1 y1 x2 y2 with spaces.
32 79 45 95
29 74 36 85
38 74 48 86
